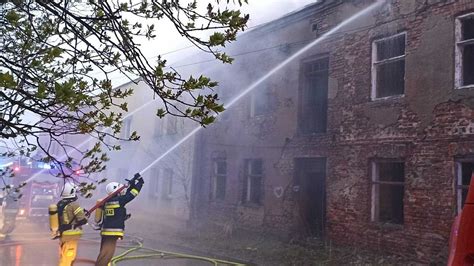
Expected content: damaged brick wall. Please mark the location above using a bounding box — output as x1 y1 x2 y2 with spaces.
190 0 474 263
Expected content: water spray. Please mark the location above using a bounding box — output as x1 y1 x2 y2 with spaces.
133 0 386 177
27 0 385 187
24 95 158 184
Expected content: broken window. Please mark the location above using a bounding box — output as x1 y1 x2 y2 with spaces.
243 159 263 205
212 159 227 200
456 160 474 213
456 14 474 88
299 57 329 134
371 160 405 224
372 33 406 99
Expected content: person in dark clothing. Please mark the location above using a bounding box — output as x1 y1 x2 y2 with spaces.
94 173 144 266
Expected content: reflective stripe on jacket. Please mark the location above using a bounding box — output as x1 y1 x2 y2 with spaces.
57 199 86 236
100 182 143 235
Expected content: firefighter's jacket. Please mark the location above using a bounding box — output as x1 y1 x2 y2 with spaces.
99 181 143 237
57 197 87 240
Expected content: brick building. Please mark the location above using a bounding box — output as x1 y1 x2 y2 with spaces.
190 0 474 262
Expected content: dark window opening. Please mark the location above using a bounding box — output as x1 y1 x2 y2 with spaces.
299 57 328 134
376 35 405 60
149 168 160 198
462 17 474 40
463 45 474 86
213 160 227 200
372 161 405 225
457 16 474 87
376 60 405 98
243 159 263 205
160 168 173 200
458 162 474 210
251 86 271 117
373 33 406 98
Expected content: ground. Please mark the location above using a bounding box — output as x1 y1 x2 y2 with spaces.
0 216 414 265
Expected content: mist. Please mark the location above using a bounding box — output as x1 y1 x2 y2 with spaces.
1 0 473 265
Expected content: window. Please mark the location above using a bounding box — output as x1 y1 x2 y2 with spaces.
371 33 406 99
165 116 177 135
212 159 227 200
149 168 160 198
455 14 474 88
299 57 329 134
243 159 263 205
456 160 474 213
371 160 405 224
154 116 177 136
120 118 132 139
250 86 270 117
161 168 173 200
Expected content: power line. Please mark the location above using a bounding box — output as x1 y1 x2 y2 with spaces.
92 6 418 80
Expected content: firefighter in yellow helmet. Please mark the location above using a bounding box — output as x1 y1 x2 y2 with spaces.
94 173 144 266
52 181 87 266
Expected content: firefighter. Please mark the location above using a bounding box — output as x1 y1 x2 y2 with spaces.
95 173 144 266
51 181 88 266
0 191 19 238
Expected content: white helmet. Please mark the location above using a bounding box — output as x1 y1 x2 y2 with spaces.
106 182 123 195
61 182 77 199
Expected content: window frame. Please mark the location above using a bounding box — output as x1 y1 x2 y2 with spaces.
212 159 227 200
161 168 173 200
455 158 474 213
120 117 132 139
371 32 407 100
250 85 270 118
370 159 405 225
455 13 474 89
149 168 160 198
243 159 263 205
297 56 329 134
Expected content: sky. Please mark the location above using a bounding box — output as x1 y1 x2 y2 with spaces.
141 0 318 57
2 0 318 154
109 0 318 85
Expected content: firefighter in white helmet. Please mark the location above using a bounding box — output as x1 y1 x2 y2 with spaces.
49 181 87 266
94 173 144 266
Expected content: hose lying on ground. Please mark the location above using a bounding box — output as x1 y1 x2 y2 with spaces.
107 235 246 266
0 232 247 265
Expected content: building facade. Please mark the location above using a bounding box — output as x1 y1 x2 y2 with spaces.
190 0 474 262
101 80 195 223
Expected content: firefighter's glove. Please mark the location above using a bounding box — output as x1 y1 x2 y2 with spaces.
129 173 144 185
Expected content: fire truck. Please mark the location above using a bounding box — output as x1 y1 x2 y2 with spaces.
0 158 62 237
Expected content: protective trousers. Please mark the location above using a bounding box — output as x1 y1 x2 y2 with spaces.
59 238 78 266
95 236 119 266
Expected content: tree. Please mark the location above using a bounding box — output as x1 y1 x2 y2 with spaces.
0 0 249 195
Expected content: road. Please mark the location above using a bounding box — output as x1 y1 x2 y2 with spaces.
0 220 236 266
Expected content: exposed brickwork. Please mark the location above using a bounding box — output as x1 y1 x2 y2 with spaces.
190 0 474 263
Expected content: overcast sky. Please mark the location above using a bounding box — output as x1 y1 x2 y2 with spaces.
143 0 318 57
107 0 318 85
